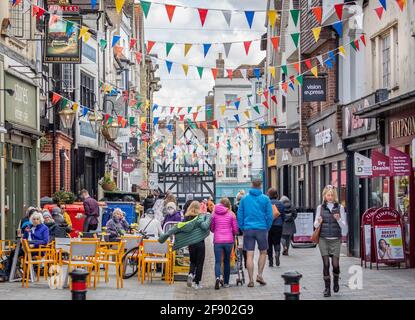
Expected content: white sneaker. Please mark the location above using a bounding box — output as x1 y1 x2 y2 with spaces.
223 284 230 288
193 283 203 290
187 274 194 288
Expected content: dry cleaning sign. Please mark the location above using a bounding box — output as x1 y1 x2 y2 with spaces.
302 77 327 102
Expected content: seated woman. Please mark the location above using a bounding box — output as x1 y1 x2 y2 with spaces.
23 210 50 248
106 208 130 241
138 208 163 239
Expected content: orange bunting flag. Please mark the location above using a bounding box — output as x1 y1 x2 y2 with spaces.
113 45 124 58
129 38 137 50
271 36 280 50
198 8 209 27
147 41 155 54
312 7 323 24
201 122 208 130
49 15 59 27
52 92 62 105
121 119 127 128
193 113 198 121
165 4 176 22
117 115 123 125
334 3 344 20
135 52 142 64
281 82 288 93
396 0 406 11
211 68 218 80
227 69 233 80
244 41 252 55
293 62 301 73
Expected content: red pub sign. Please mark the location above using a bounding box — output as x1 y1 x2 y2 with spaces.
122 159 135 173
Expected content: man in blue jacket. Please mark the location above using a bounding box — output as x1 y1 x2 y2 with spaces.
237 179 273 287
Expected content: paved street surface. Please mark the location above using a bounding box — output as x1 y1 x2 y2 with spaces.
1 236 415 300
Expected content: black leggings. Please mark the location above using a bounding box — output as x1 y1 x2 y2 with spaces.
189 240 205 284
267 225 283 259
322 255 340 277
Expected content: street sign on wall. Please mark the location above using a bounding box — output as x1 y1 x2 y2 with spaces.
302 77 327 102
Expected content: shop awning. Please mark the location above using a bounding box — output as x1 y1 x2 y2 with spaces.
354 90 415 119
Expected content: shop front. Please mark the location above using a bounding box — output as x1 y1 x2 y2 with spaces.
3 71 40 240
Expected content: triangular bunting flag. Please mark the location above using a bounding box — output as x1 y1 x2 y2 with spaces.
244 111 250 120
52 92 62 105
179 114 185 121
193 113 198 121
269 66 276 79
312 27 322 42
112 35 121 47
234 98 241 110
165 4 176 22
396 0 406 11
166 61 173 73
227 69 233 80
147 41 155 54
212 120 218 129
271 95 278 104
234 115 240 123
244 11 255 29
332 21 343 37
243 41 252 55
65 21 74 36
310 66 318 78
220 105 226 116
375 7 384 19
334 3 344 20
379 0 387 10
184 43 192 57
254 68 261 80
253 105 260 114
129 38 137 50
291 33 300 48
78 26 89 39
281 65 288 75
166 42 174 56
305 59 312 70
263 90 269 101
339 46 346 57
115 0 125 14
99 39 108 50
182 64 189 76
135 52 142 64
223 43 232 58
262 101 269 109
222 10 232 27
197 66 204 79
198 8 209 27
293 62 301 73
113 45 123 58
296 75 303 86
49 15 59 27
32 5 46 20
271 36 280 50
360 35 367 47
268 10 278 28
187 107 192 114
290 9 300 27
141 1 152 18
312 6 323 24
203 43 212 58
83 32 91 43
211 68 218 80
153 117 159 126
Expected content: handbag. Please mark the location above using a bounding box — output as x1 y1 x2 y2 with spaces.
311 225 321 244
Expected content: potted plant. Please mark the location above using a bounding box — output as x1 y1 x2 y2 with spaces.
100 173 117 191
52 190 76 205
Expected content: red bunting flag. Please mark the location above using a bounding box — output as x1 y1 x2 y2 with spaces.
273 117 277 124
193 112 198 121
334 3 344 20
135 52 142 64
198 8 209 27
271 95 278 104
105 114 110 123
293 62 301 73
263 90 269 100
147 41 155 54
360 35 366 47
211 68 218 80
281 82 288 92
271 36 280 50
117 115 123 125
211 120 218 129
354 39 360 51
170 107 175 113
305 58 312 70
312 6 322 24
51 92 62 105
374 6 384 19
129 99 137 107
201 122 207 130
141 122 147 132
165 4 176 22
129 38 137 50
262 101 269 109
177 107 183 114
396 0 406 11
227 69 233 80
244 41 252 55
179 114 185 121
32 5 46 20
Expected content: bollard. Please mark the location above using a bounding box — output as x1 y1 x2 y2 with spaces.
69 269 89 300
281 271 302 300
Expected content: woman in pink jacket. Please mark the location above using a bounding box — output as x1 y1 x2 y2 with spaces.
210 198 238 289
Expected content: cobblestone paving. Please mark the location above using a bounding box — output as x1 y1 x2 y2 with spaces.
1 236 415 300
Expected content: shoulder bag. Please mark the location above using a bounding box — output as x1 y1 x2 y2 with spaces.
311 206 322 244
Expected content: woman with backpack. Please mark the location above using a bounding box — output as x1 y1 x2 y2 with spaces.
280 196 297 256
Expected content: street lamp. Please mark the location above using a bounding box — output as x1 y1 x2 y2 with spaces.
100 98 120 142
58 108 76 129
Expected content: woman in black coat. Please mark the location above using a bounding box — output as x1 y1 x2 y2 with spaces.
280 196 297 256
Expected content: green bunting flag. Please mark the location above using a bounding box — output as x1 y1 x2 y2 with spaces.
65 21 74 36
291 33 300 48
166 42 174 56
129 117 135 126
60 97 68 108
197 66 204 79
290 9 300 27
136 101 142 109
188 107 192 114
206 109 212 119
253 105 260 114
108 116 113 125
281 65 288 75
296 75 303 86
99 39 108 50
141 1 151 18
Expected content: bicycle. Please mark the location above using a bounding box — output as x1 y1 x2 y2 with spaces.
122 230 154 279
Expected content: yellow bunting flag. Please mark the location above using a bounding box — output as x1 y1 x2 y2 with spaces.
244 110 251 120
182 64 189 76
269 66 276 79
83 32 91 43
310 66 318 78
312 27 321 42
184 43 192 57
220 105 226 116
267 10 278 28
140 117 146 124
72 103 79 112
197 106 202 112
179 123 185 132
78 26 89 39
339 46 346 58
115 0 125 14
146 100 150 109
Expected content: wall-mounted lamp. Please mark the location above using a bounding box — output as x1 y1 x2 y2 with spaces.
0 88 15 96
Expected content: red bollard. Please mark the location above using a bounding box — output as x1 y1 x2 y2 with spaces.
69 269 89 300
282 271 302 300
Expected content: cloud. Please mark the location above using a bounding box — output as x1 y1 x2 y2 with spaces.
141 0 267 107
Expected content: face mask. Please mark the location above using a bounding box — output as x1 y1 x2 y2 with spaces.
167 208 175 215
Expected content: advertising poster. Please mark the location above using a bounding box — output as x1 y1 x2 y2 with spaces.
364 224 371 261
389 147 411 176
354 152 373 177
293 212 314 242
374 225 404 261
44 16 82 63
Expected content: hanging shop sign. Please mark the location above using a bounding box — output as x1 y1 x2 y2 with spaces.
389 147 411 176
122 159 135 173
343 93 377 139
354 152 373 177
301 77 327 102
4 72 37 130
293 212 314 242
47 0 97 11
44 16 82 64
275 132 300 149
128 137 138 156
82 42 97 63
371 150 390 177
79 119 96 139
267 143 277 167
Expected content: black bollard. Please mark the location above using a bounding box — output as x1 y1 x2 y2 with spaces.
69 269 89 300
281 271 302 300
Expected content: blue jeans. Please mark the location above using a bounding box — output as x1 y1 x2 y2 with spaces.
214 243 233 284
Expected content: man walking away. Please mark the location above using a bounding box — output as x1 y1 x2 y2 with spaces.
237 179 273 287
80 189 100 232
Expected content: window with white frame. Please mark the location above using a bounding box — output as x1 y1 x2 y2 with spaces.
381 34 391 89
254 80 262 104
62 64 74 91
225 162 238 178
9 0 30 38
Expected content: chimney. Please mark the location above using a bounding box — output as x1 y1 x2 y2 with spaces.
216 53 224 78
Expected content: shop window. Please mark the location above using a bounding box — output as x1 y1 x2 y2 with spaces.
226 163 238 178
80 72 95 109
178 176 202 193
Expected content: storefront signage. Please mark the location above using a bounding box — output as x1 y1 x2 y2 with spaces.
293 212 314 242
389 147 411 176
128 137 138 156
44 16 82 64
4 73 37 130
267 143 277 167
275 132 300 149
315 128 332 147
354 152 373 177
371 150 390 177
343 94 377 139
48 0 96 11
122 159 135 173
302 77 327 102
390 116 415 140
48 5 80 12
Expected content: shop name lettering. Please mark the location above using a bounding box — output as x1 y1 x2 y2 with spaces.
13 83 29 122
391 116 415 139
315 129 332 147
381 230 397 237
304 84 324 96
373 161 389 171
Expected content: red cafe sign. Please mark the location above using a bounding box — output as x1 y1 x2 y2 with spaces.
122 159 135 173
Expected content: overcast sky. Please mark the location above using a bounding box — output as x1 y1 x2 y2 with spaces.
141 0 267 107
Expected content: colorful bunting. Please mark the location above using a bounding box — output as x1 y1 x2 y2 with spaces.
271 95 278 104
334 3 344 20
222 10 232 27
281 65 288 75
262 101 269 109
52 93 62 105
360 35 366 47
396 0 406 11
271 36 280 50
290 9 300 27
268 10 278 28
234 115 240 123
115 0 125 14
332 21 343 37
32 5 46 20
253 105 260 114
244 110 250 120
198 8 209 27
12 0 22 7
312 6 323 24
244 41 252 55
153 117 159 126
141 1 152 18
269 66 276 79
113 45 124 58
203 43 212 58
310 66 318 78
112 35 121 47
375 7 384 19
293 62 301 73
291 33 300 48
197 66 204 79
135 52 142 64
49 15 59 27
81 107 88 117
305 59 312 70
223 43 232 58
227 69 233 80
254 68 261 80
166 60 173 73
99 39 108 50
296 75 303 86
184 43 192 57
182 64 189 76
312 27 322 42
379 0 387 10
166 42 174 56
129 38 137 50
244 11 255 29
211 68 218 80
220 105 226 116
147 41 155 54
339 46 346 57
165 4 176 22
65 21 74 36
234 98 241 110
